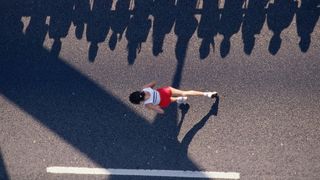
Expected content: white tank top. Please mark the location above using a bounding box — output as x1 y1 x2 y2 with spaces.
142 87 160 105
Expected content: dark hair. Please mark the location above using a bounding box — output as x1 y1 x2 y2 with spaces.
129 91 145 104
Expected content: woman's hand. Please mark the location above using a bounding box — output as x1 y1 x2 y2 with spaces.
143 81 156 89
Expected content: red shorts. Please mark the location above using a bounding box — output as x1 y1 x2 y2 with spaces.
157 86 172 108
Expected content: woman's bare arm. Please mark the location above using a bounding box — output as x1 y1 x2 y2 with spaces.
145 104 164 114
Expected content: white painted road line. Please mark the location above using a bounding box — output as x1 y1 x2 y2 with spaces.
46 166 240 179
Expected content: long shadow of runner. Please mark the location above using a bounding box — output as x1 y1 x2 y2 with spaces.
0 10 201 180
173 0 198 90
152 0 176 56
180 97 219 158
151 97 219 170
174 0 198 63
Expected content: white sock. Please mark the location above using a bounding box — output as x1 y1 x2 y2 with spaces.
204 92 218 98
177 96 187 104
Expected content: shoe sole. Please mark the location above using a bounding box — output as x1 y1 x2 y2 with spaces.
211 93 218 98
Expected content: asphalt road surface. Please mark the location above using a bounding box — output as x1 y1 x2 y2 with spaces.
1 0 320 179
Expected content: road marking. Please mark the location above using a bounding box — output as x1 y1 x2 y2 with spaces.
47 166 240 179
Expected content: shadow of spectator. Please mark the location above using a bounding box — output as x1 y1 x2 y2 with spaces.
0 2 24 54
242 0 268 55
25 0 49 48
173 0 198 89
48 0 74 58
174 0 198 61
267 0 297 55
219 0 245 58
73 0 90 40
125 0 153 65
86 0 112 62
152 0 176 56
296 0 320 53
197 0 220 59
109 0 131 51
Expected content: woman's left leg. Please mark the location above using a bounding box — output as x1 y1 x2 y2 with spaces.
169 87 205 96
170 97 178 103
171 97 187 104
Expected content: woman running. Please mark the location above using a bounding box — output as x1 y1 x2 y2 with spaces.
129 81 218 114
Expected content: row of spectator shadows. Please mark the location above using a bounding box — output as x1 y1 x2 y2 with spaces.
0 1 222 174
1 0 220 174
22 0 319 64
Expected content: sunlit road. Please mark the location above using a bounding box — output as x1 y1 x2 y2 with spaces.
1 0 320 179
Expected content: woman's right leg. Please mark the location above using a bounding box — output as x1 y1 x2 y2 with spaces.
169 87 204 96
169 87 217 98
